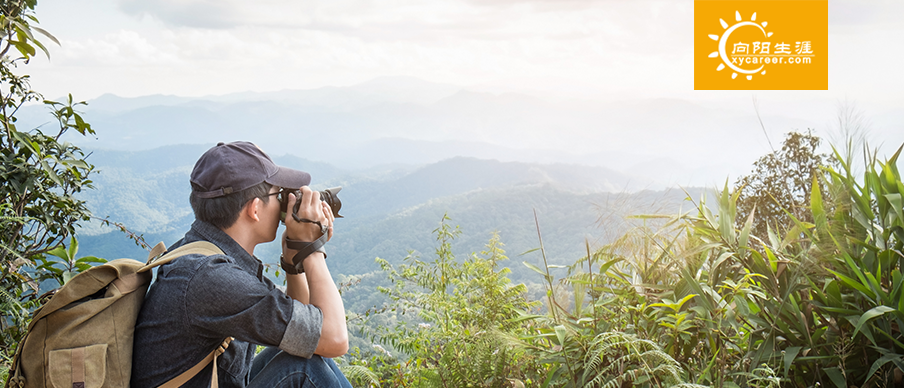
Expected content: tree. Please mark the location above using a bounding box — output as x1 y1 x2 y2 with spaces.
734 131 834 238
0 0 96 366
366 215 542 387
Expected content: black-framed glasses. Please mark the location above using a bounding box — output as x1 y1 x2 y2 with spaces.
262 190 281 201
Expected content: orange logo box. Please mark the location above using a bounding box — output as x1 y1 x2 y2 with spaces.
694 0 827 90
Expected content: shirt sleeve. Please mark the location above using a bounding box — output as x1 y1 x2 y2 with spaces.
279 301 322 357
184 254 322 358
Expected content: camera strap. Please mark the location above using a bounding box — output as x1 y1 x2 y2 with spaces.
284 231 328 274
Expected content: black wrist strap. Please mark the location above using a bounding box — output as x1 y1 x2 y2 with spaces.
280 256 300 275
284 232 328 274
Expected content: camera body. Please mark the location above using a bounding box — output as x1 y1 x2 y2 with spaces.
279 186 343 222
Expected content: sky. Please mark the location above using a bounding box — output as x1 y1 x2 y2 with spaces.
23 1 903 104
19 0 904 184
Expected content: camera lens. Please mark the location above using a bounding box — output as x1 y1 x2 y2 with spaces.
280 186 344 222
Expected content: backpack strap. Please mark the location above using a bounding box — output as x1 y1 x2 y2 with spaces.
143 241 230 388
158 337 234 388
140 241 224 273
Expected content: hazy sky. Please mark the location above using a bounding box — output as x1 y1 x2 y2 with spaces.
24 0 904 108
17 0 904 187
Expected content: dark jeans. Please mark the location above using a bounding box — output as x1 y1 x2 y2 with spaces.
248 347 352 388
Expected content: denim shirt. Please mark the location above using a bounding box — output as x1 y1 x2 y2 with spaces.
131 220 323 388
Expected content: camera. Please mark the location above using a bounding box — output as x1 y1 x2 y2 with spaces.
279 186 344 222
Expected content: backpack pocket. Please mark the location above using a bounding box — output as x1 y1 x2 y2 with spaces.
48 344 107 388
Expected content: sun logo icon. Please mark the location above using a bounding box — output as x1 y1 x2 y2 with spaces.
708 11 773 80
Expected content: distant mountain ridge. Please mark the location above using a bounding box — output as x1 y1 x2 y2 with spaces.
17 75 836 186
84 76 462 112
80 147 647 236
74 145 693 281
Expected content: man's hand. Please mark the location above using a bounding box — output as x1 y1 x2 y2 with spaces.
283 186 334 242
280 188 348 358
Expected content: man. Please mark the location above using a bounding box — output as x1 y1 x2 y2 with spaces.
131 141 351 387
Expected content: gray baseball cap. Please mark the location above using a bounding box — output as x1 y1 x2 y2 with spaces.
190 141 311 198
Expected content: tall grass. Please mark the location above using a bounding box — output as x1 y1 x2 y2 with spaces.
344 141 903 387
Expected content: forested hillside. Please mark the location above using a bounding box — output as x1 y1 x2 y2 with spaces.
75 146 697 283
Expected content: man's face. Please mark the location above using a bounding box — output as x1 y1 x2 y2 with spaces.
259 187 283 243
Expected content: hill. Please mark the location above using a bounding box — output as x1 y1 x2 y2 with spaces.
75 146 701 282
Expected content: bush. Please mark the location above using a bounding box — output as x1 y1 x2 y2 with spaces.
0 0 97 374
362 215 543 387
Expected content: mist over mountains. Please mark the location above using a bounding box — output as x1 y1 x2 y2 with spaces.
16 75 870 187
25 75 895 279
75 145 701 281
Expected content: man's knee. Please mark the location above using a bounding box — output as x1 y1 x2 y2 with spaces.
250 351 346 388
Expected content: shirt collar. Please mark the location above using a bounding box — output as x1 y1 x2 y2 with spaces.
183 219 264 279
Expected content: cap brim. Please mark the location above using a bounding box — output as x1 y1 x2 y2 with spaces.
266 166 312 189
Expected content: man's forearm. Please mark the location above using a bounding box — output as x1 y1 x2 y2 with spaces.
298 252 348 357
283 268 310 304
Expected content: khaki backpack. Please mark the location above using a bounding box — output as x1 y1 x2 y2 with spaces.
5 241 233 388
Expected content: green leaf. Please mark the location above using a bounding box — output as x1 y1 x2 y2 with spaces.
61 271 75 285
596 257 621 275
811 175 827 233
46 245 70 261
853 305 896 339
674 294 698 310
11 20 35 41
31 38 49 59
67 236 79 261
572 281 585 317
783 346 801 377
884 193 904 225
32 26 60 45
519 248 541 255
763 245 778 273
739 204 755 249
827 268 874 298
554 325 568 346
10 39 36 57
523 261 548 278
75 256 106 264
866 354 902 383
823 367 847 388
818 306 864 315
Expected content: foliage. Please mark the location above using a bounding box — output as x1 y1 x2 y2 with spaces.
808 144 904 386
734 131 834 238
516 212 709 388
546 139 901 387
337 351 382 388
434 136 897 388
36 236 106 287
363 214 543 387
0 0 99 374
580 331 695 388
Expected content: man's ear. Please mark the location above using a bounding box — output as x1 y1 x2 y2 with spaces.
244 197 262 222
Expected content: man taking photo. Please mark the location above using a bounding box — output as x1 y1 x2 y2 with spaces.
132 141 351 387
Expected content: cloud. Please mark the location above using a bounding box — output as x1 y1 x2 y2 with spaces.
54 30 180 67
830 0 904 29
111 0 687 47
117 0 244 29
31 0 696 99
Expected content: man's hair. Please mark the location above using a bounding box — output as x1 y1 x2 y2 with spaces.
190 182 274 229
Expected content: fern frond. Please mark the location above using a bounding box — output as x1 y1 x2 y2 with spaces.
0 287 26 317
339 365 380 388
0 239 29 264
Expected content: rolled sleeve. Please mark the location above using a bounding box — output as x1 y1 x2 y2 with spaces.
279 301 323 358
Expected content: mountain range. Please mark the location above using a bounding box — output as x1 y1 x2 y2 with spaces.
17 75 887 187
75 146 703 282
